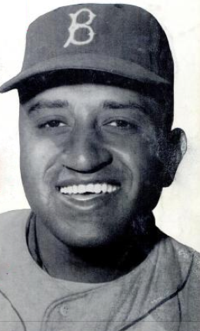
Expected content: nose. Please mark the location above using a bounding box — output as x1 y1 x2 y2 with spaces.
62 129 112 173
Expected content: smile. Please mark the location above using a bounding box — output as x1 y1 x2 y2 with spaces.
59 183 120 196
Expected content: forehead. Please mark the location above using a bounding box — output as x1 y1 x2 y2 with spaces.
30 84 139 102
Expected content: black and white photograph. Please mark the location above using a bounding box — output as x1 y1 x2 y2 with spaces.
0 1 200 330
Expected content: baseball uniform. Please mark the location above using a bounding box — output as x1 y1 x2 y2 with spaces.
0 209 199 331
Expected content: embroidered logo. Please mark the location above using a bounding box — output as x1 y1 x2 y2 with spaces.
64 8 96 48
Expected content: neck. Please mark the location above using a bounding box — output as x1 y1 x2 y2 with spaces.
28 213 161 283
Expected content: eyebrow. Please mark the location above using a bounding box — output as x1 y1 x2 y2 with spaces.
27 100 69 114
102 101 146 113
27 99 146 115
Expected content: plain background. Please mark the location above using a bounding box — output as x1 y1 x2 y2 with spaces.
0 0 200 252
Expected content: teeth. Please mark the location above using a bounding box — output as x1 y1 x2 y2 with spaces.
60 187 68 194
87 183 94 192
94 183 101 194
73 185 78 194
108 185 112 193
102 183 107 193
68 186 73 195
78 184 85 194
59 183 119 195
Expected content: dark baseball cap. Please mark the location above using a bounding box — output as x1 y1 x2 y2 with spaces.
0 3 173 94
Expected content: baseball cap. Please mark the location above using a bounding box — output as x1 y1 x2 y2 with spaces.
0 3 173 94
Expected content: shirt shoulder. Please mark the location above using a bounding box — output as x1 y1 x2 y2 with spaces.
0 208 30 240
173 240 200 325
0 209 31 225
166 236 200 280
158 236 200 329
0 209 32 272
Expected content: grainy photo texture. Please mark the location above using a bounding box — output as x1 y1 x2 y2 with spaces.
0 2 199 331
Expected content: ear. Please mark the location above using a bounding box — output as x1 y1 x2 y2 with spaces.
161 128 187 187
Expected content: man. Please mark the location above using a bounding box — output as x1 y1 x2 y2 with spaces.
0 3 199 331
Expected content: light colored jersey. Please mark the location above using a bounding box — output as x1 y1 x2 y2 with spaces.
0 210 199 331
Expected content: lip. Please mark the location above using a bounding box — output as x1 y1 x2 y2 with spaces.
67 194 104 202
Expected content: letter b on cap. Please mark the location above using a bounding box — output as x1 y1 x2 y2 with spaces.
64 8 96 48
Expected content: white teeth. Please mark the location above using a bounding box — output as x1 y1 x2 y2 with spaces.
94 183 102 194
60 187 68 194
59 183 119 195
78 184 85 194
87 183 94 192
68 186 73 195
73 185 78 194
102 183 107 194
108 185 112 193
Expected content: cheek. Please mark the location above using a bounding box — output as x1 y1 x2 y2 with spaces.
20 133 60 196
114 137 154 178
118 138 161 202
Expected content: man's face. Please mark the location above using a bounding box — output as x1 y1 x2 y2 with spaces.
19 84 163 248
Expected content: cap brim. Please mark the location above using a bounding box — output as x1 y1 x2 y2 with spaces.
0 53 170 93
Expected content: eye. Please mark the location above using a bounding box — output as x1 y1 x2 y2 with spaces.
105 119 138 130
39 120 66 129
108 120 131 128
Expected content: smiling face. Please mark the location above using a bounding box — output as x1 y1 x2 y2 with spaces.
19 84 165 248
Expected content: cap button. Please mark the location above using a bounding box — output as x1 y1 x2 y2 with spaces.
59 304 69 317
